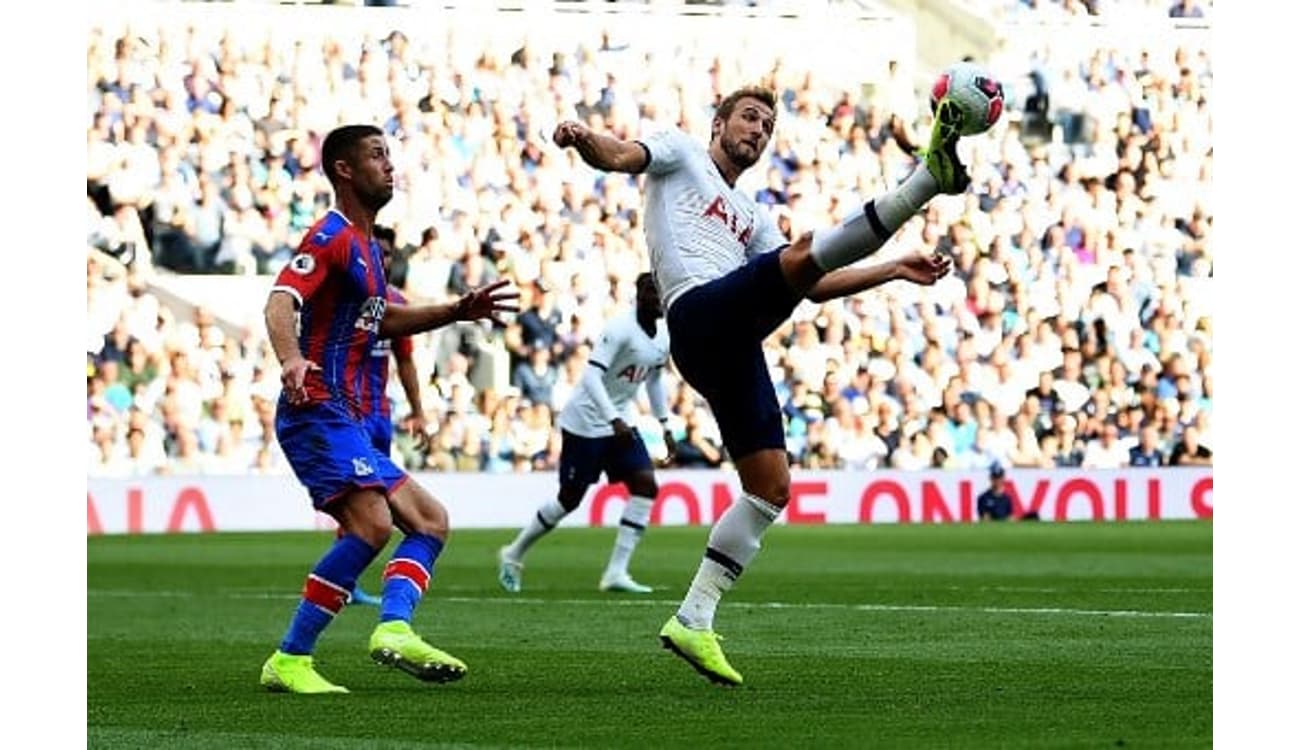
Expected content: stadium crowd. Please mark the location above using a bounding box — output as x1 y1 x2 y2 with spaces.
85 6 1212 477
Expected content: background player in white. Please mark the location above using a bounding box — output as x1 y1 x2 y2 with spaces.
553 86 967 685
498 273 676 594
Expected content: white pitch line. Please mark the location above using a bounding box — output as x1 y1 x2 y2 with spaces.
86 590 1210 619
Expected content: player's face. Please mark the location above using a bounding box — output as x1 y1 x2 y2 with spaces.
715 98 775 172
349 135 394 212
636 276 662 318
379 238 395 276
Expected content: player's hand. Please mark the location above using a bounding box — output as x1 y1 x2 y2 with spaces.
454 279 520 327
660 429 678 467
894 248 952 286
280 356 321 405
553 120 590 149
611 418 634 445
411 413 430 452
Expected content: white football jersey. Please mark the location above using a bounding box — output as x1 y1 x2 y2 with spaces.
557 310 670 438
640 129 789 311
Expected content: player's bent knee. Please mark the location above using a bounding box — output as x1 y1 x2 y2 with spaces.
557 485 586 513
389 481 451 539
346 512 395 549
628 476 658 499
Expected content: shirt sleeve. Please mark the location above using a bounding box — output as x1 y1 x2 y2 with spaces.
639 129 689 177
644 365 670 422
387 288 412 357
271 231 350 306
587 319 624 370
580 363 620 423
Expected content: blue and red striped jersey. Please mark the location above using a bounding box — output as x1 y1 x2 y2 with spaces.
271 210 388 413
363 287 413 419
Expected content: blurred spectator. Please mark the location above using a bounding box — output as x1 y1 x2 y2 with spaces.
675 411 725 468
1129 424 1166 467
1168 425 1212 466
1082 422 1129 468
977 464 1013 521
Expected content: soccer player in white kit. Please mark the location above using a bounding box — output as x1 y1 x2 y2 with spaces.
553 86 972 685
498 273 676 594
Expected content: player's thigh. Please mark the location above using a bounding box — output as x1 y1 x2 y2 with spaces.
558 430 604 507
669 251 800 342
331 487 396 546
701 343 786 463
604 431 655 494
386 473 449 539
276 402 393 511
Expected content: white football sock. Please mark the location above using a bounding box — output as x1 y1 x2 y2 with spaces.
504 498 568 561
605 494 655 578
809 166 939 271
676 493 782 630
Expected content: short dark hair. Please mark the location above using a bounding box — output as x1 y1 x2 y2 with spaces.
374 224 396 244
636 271 654 287
716 86 777 122
321 124 383 184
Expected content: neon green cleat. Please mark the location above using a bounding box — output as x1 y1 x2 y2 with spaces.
260 650 349 694
369 620 467 683
920 98 971 195
658 616 743 686
497 546 523 593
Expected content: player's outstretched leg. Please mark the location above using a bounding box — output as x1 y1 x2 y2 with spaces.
368 532 467 683
806 104 969 275
919 97 971 195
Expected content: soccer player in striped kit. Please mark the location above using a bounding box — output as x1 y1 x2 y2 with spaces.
259 125 517 694
497 272 676 594
553 86 966 684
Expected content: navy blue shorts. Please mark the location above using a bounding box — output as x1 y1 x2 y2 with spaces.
559 429 654 489
276 398 408 510
666 249 800 461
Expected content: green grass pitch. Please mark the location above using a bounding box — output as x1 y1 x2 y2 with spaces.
88 521 1211 748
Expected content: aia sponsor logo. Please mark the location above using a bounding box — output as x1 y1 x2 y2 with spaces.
702 196 754 245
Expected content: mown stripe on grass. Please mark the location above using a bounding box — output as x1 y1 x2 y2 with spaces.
88 589 1210 619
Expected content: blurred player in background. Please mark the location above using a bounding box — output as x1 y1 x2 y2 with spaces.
497 272 675 594
346 223 427 606
260 124 517 694
553 86 963 685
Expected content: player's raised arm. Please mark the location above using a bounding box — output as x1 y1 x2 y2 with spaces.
380 279 520 337
553 120 649 174
805 245 952 303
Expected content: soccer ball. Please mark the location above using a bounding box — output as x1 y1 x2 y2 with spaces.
929 62 1005 136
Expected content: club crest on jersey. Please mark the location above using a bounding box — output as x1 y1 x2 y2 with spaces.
288 253 316 275
702 196 753 244
355 296 387 333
